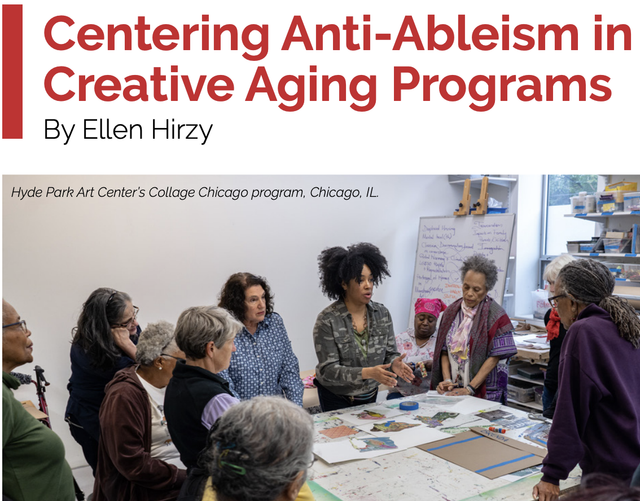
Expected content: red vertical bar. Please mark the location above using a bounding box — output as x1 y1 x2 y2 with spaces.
3 4 23 139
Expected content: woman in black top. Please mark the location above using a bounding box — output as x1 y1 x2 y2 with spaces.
541 255 575 416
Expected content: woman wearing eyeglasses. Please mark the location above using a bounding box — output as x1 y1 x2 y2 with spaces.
65 288 141 473
533 259 640 501
3 300 76 501
93 321 187 501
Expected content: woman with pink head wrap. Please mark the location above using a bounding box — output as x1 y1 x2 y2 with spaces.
387 298 447 399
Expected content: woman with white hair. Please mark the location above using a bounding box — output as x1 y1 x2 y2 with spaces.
541 254 575 415
93 320 187 501
197 396 314 501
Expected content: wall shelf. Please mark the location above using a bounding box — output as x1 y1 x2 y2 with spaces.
564 211 640 223
448 176 517 188
507 398 543 412
569 252 639 258
508 374 545 386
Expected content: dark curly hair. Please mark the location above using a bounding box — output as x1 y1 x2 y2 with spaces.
317 242 390 300
71 288 135 371
218 273 274 323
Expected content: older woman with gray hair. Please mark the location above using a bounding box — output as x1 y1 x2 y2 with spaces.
94 320 187 501
164 306 243 471
533 259 640 501
196 396 314 501
431 254 517 403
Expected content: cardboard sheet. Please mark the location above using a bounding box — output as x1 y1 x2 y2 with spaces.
419 427 546 479
21 400 48 420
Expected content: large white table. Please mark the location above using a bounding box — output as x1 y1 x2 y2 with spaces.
308 394 580 501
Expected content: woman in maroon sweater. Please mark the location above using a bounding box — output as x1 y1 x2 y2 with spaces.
94 321 187 501
533 260 640 501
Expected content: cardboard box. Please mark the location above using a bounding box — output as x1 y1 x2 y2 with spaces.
419 427 546 479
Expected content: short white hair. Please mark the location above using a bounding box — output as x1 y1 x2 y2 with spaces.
543 254 576 283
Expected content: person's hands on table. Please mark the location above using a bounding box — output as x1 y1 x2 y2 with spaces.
436 379 456 394
532 480 559 501
445 387 473 396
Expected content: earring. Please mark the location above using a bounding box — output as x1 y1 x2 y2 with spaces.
158 366 162 370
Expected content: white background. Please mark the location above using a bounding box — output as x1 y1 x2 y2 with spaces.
1 0 639 171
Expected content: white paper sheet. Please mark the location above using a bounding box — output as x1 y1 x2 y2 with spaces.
448 396 502 414
314 419 450 464
313 434 409 463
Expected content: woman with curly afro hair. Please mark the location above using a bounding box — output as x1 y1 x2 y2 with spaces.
312 243 414 411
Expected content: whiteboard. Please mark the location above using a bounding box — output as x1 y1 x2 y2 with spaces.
409 214 515 324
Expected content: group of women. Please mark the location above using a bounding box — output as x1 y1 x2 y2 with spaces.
3 242 640 501
313 243 517 410
61 272 307 501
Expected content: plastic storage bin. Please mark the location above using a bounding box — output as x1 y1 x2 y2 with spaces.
623 192 640 212
534 387 543 406
566 241 581 253
619 263 640 281
603 238 631 254
507 379 536 403
596 192 617 213
580 242 596 252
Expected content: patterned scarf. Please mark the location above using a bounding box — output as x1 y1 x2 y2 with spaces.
546 308 561 341
431 296 513 399
448 302 478 364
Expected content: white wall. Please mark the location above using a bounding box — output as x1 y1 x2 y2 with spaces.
513 175 545 316
3 174 464 467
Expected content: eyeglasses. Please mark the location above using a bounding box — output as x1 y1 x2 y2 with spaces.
161 353 185 362
2 320 27 333
307 456 316 469
548 294 567 308
112 306 139 329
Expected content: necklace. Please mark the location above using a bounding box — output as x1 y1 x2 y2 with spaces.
352 310 367 333
416 337 430 348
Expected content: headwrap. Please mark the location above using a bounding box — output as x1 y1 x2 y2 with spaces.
415 298 447 319
546 308 561 341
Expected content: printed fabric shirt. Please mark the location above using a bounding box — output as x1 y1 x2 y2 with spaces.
390 328 436 396
313 299 400 396
218 312 304 407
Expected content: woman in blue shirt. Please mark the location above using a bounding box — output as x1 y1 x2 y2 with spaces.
218 272 304 406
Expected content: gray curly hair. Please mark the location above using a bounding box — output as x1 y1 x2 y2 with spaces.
460 254 499 291
135 320 177 366
557 259 640 348
201 396 314 501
